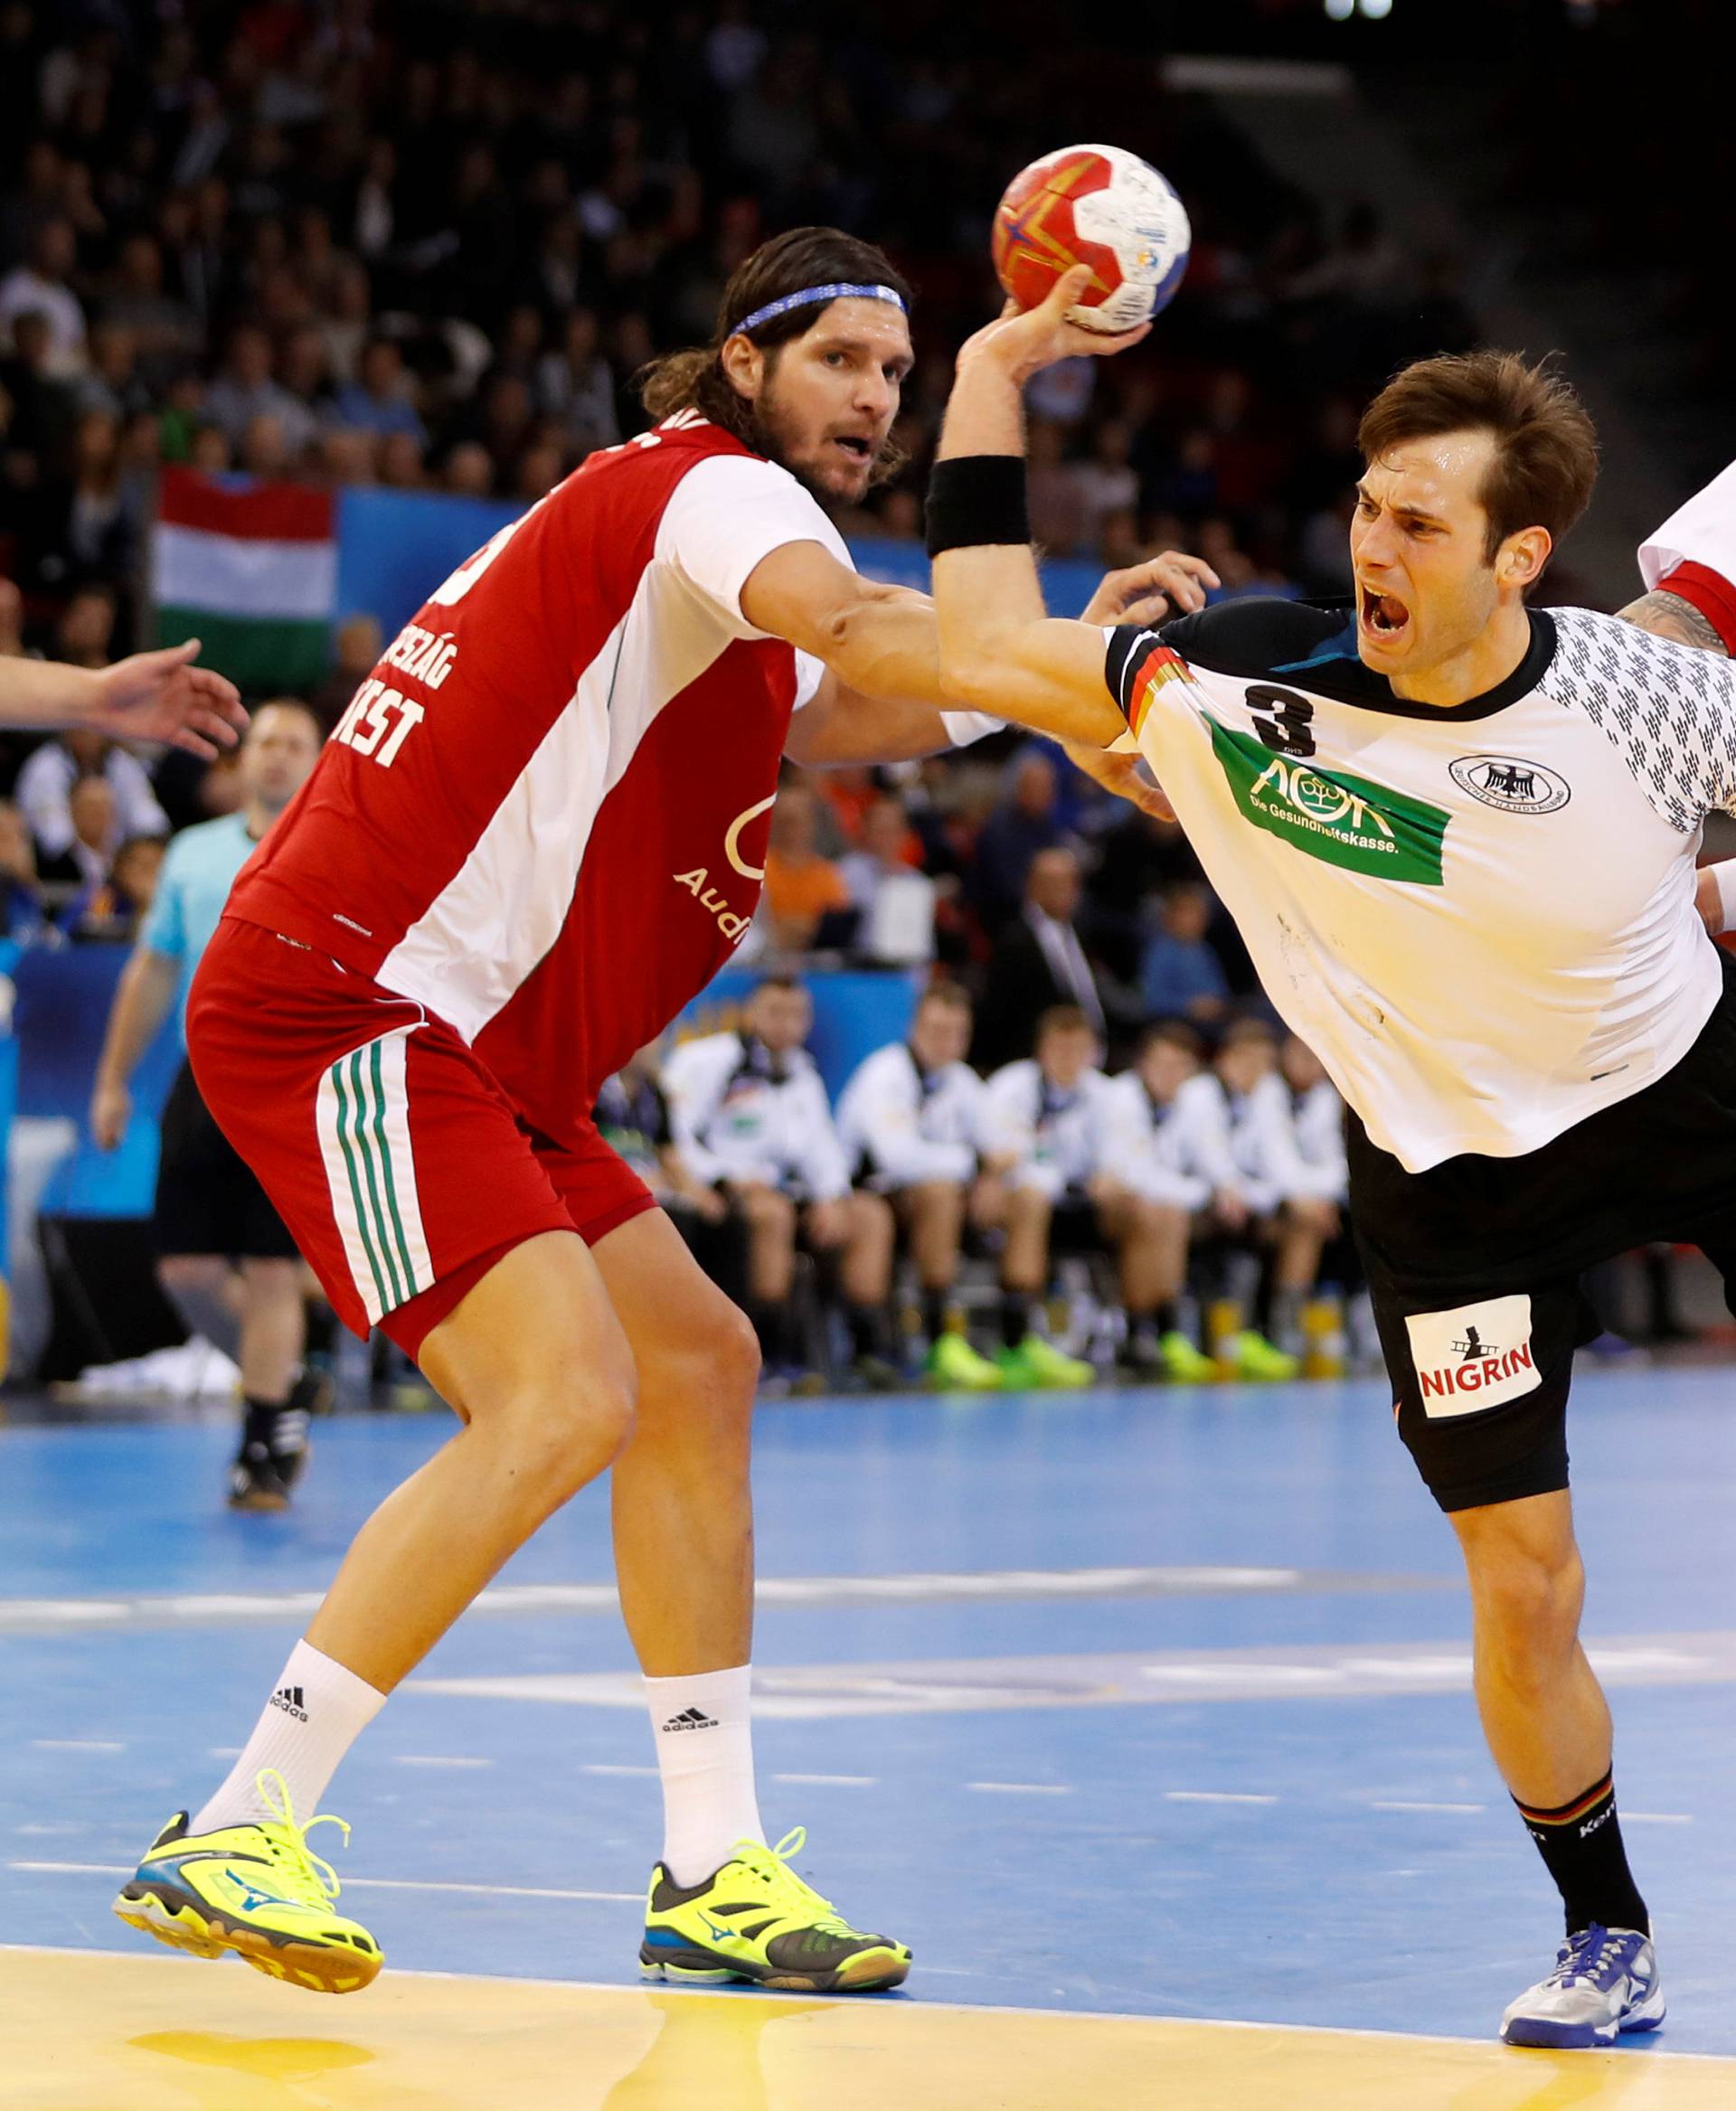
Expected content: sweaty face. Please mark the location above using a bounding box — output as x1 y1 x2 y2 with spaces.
745 298 912 505
1351 431 1507 687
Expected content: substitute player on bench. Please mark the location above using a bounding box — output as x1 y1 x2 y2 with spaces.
928 266 1736 2047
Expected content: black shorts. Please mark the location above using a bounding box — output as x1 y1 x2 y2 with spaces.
1349 957 1736 1514
1050 1190 1106 1258
153 1058 301 1262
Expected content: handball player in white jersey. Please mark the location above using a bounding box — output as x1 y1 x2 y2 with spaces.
107 230 1183 1999
927 266 1736 2048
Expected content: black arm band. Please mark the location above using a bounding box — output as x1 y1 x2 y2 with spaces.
925 454 1031 558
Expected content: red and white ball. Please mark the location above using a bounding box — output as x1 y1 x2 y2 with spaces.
992 143 1191 334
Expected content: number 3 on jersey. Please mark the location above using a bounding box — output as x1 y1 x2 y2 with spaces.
332 677 424 767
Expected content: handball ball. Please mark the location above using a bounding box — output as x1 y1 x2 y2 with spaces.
992 144 1191 334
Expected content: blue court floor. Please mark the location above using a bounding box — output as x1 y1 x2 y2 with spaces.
3 1366 1735 2059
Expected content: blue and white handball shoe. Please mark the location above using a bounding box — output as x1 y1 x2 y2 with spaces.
1500 1925 1665 2048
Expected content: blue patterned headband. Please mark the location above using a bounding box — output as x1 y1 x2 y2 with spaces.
731 283 908 337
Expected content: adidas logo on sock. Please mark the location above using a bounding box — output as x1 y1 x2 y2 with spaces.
660 1707 719 1733
269 1684 309 1723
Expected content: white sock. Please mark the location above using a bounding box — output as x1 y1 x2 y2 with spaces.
645 1664 765 1887
191 1640 386 1834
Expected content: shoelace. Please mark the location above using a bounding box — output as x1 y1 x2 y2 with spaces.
1547 1926 1631 1989
250 1767 351 1908
728 1828 854 1935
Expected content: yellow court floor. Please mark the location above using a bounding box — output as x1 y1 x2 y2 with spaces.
6 1949 1736 2111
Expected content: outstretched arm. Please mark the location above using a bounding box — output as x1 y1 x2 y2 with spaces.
0 640 248 755
929 269 1159 741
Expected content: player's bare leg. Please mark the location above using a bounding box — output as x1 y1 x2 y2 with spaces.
157 1251 242 1357
597 1209 759 1681
740 1183 797 1303
1451 1491 1609 1805
160 1250 315 1509
902 1179 998 1386
309 1229 637 1686
236 1258 305 1399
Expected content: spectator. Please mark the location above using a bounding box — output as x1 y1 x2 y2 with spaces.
0 576 25 657
1139 881 1231 1025
20 410 140 596
1073 419 1139 553
36 771 118 893
329 337 427 446
62 830 166 942
760 780 854 954
98 233 202 384
835 984 1003 1388
0 219 87 374
203 323 307 450
0 796 49 939
442 441 495 496
311 614 383 729
968 748 1067 935
838 794 935 966
974 845 1109 1073
16 722 169 865
537 308 619 457
0 310 77 465
1025 418 1087 556
663 977 898 1390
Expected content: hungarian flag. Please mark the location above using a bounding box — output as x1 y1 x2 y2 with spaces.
152 468 336 693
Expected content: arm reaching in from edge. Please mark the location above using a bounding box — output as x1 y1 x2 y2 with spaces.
0 640 248 756
929 269 1159 745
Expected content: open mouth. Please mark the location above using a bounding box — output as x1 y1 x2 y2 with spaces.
1360 585 1410 641
831 434 873 465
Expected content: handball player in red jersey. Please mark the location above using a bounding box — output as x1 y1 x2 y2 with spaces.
110 227 1194 1995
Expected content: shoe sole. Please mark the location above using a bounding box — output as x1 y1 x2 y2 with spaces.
1502 1989 1666 2050
228 1486 290 1513
112 1884 382 1994
639 1942 910 1993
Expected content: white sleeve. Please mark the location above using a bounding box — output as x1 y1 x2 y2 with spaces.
660 1038 735 1185
841 1052 975 1186
1175 1075 1239 1192
794 1066 851 1202
1639 460 1736 592
655 454 854 640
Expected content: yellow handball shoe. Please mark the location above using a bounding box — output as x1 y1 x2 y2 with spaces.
112 1768 382 1994
641 1828 910 1992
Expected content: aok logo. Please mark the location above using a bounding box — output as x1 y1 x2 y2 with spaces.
672 794 776 947
1208 716 1449 884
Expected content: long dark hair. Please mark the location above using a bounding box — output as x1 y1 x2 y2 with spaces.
638 226 914 485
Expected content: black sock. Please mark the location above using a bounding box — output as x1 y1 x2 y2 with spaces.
1150 1300 1178 1338
921 1286 948 1343
999 1290 1029 1349
242 1393 288 1453
1514 1771 1649 1936
846 1303 885 1362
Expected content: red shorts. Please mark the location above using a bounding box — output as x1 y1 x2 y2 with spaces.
187 917 656 1359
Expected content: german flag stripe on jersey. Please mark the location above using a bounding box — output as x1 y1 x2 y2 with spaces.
1103 625 1199 741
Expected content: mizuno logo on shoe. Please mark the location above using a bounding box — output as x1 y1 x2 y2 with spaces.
270 1686 308 1722
660 1708 718 1733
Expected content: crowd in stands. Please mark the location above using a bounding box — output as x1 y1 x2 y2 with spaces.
0 1 1685 1390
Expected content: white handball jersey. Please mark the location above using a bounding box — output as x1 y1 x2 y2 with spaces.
1289 1077 1350 1202
1639 458 1736 592
1097 1072 1213 1210
661 1031 849 1201
1175 1070 1311 1215
979 1059 1117 1198
835 1042 985 1187
1109 602 1736 1171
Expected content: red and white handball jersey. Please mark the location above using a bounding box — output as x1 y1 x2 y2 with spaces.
228 412 847 1148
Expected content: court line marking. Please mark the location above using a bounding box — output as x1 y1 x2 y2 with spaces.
6 1862 637 1903
1165 1791 1278 1805
7 1941 1736 2060
30 1739 127 1753
966 1782 1073 1795
1626 1812 1694 1824
0 1564 1458 1634
771 1772 878 1786
1369 1800 1486 1814
579 1763 658 1777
